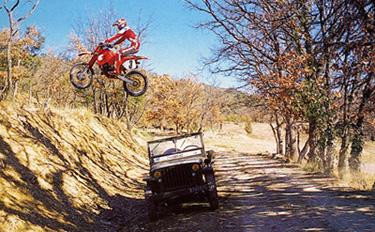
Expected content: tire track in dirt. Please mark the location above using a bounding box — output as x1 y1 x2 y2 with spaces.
122 152 375 231
215 153 375 231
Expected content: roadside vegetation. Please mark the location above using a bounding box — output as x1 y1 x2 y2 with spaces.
184 0 375 189
1 0 374 196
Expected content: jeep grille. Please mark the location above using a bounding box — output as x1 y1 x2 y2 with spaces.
162 164 195 191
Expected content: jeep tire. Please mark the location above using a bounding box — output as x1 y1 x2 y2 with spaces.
145 187 158 220
146 197 158 220
206 173 219 210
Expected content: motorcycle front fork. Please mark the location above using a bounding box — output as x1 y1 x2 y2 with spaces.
117 73 137 86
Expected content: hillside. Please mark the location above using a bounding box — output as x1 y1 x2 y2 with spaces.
0 103 148 231
1 103 374 231
0 103 276 231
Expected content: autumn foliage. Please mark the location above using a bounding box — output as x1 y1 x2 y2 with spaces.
1 0 375 188
186 0 375 187
145 74 224 133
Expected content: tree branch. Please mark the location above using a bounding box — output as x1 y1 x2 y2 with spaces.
16 0 40 23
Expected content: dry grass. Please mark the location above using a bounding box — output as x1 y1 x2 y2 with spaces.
1 103 374 231
204 122 276 154
0 103 148 231
204 122 375 190
360 141 375 189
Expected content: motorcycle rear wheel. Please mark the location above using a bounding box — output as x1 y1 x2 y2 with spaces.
123 70 148 97
70 63 94 89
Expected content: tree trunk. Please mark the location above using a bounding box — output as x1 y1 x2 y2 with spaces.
285 124 290 157
286 117 297 162
298 139 309 163
324 141 334 175
93 87 98 114
338 66 350 179
275 114 283 154
348 79 372 187
348 126 365 188
270 123 279 154
13 80 18 102
338 134 349 179
175 122 180 134
3 0 39 101
349 120 364 175
307 117 317 162
6 33 13 100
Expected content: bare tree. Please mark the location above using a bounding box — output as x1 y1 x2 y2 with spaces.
184 0 302 161
69 4 153 130
2 0 39 100
186 0 375 184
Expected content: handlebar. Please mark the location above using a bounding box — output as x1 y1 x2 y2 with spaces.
99 42 113 48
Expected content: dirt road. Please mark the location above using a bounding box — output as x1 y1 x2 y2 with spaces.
112 152 375 232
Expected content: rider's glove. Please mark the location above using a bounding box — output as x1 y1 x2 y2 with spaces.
105 42 113 48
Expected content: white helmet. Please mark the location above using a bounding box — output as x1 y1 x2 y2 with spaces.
113 18 127 30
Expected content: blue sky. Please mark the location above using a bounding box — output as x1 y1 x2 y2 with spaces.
0 0 237 87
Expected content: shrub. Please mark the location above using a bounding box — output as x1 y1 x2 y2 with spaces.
244 121 252 134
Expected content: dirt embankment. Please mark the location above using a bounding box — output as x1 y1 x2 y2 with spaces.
0 104 148 231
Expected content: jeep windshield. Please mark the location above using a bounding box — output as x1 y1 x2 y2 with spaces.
147 133 205 164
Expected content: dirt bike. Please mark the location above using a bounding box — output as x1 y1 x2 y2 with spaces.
70 42 148 97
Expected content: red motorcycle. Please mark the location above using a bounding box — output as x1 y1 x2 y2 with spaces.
70 42 148 97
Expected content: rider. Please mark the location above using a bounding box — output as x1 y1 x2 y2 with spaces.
105 18 140 75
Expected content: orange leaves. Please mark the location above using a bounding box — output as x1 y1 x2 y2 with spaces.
145 73 222 132
333 91 342 98
0 26 43 83
68 32 90 62
11 66 28 81
1 26 43 58
253 51 312 119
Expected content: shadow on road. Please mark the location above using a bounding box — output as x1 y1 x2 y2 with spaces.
130 152 375 232
215 153 375 232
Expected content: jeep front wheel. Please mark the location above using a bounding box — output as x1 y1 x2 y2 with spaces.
146 198 158 220
145 187 158 220
206 173 219 210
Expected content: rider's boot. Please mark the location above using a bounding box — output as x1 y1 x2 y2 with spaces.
108 52 122 76
115 61 121 75
108 60 118 76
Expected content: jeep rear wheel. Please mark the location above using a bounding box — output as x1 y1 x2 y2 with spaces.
206 173 219 210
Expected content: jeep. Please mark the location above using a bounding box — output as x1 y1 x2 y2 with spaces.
143 132 218 220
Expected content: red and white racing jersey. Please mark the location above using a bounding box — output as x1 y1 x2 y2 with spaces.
105 27 139 55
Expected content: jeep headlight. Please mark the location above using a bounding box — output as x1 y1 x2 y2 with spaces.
153 170 162 178
192 164 200 172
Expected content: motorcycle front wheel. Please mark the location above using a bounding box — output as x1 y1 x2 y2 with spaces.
70 63 94 89
123 70 148 97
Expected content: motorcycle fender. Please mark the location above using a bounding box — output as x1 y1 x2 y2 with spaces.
136 56 149 60
121 55 149 70
78 52 92 56
87 54 98 67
